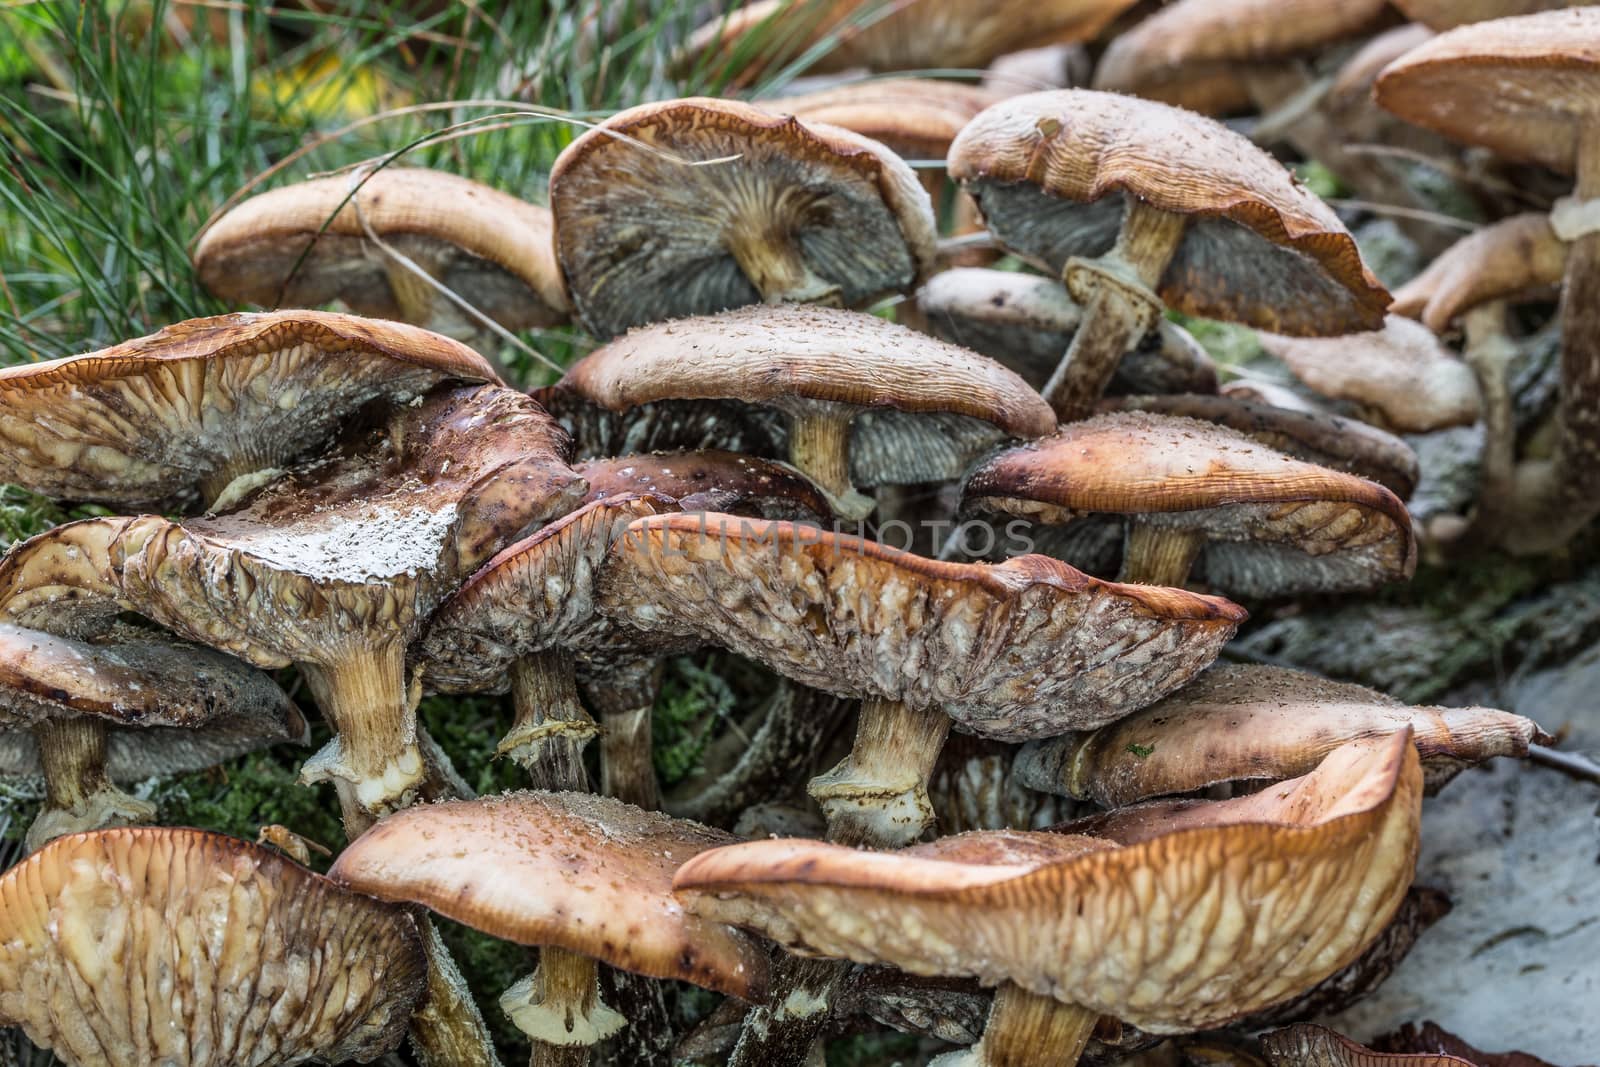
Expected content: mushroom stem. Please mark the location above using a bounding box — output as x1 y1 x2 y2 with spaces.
1120 523 1204 587
582 658 662 810
808 696 951 849
726 955 852 1067
1457 302 1519 546
501 947 624 1067
408 918 506 1067
726 226 843 306
933 985 1097 1067
26 717 156 852
1044 200 1186 421
788 404 876 520
298 645 428 833
198 455 287 514
506 651 598 790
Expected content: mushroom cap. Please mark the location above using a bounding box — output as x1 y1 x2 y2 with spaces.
1373 8 1600 174
675 732 1421 1033
559 304 1056 485
1368 1021 1563 1065
1014 662 1550 806
1329 23 1438 115
0 310 497 510
328 790 770 1001
1388 213 1566 331
1109 393 1421 499
30 384 582 673
914 268 1219 395
948 90 1390 335
1391 0 1584 33
596 512 1246 740
1263 1024 1471 1066
548 97 936 339
0 622 307 780
759 79 1002 161
0 826 426 1067
577 450 831 519
963 411 1417 597
1260 315 1481 432
193 167 569 329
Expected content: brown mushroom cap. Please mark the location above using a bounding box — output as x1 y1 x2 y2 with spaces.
328 790 769 1001
1369 1021 1565 1065
1330 23 1438 117
0 826 427 1067
577 450 831 518
914 268 1219 396
0 621 306 781
1109 393 1422 499
548 97 936 339
1263 1024 1472 1066
963 411 1417 597
559 304 1056 485
1260 315 1482 432
675 732 1421 1034
1374 9 1600 174
0 310 496 510
193 167 569 331
1389 213 1567 331
1014 662 1550 806
1391 0 1584 34
759 79 1002 162
948 90 1390 335
597 512 1246 740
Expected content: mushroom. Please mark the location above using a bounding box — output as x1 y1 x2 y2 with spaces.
329 791 770 1063
0 310 496 511
1260 315 1481 433
982 45 1094 95
1109 393 1422 499
576 449 830 519
0 621 306 851
557 304 1056 519
948 89 1389 420
1391 0 1582 32
1263 1024 1471 1066
961 411 1417 594
1388 213 1568 549
1014 662 1550 805
1375 10 1600 552
598 511 1246 847
548 97 936 339
914 267 1219 396
1370 1020 1565 1064
193 167 569 344
675 732 1423 1067
0 384 583 833
0 826 427 1067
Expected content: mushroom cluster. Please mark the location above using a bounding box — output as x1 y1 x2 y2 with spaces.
3 4 1595 1066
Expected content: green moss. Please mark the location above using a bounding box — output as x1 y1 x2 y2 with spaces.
1293 160 1346 201
827 1031 934 1066
653 656 738 786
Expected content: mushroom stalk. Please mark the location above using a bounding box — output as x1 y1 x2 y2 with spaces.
502 947 624 1067
26 716 156 852
409 919 506 1067
1120 524 1204 587
726 225 844 306
933 985 1097 1067
787 403 876 520
197 450 287 514
1043 200 1187 421
506 651 598 789
727 956 852 1067
808 696 951 849
1458 302 1519 546
582 658 663 810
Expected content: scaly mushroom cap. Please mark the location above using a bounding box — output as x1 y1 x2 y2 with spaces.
1389 213 1567 331
1391 0 1584 34
675 732 1422 1033
193 167 569 330
914 268 1219 395
947 90 1390 334
761 79 1002 161
681 0 1139 79
0 622 306 780
1108 393 1421 499
559 304 1056 485
1014 662 1550 805
0 310 496 510
1374 9 1600 174
1263 1024 1471 1066
0 827 427 1067
1094 0 1391 99
597 512 1246 740
329 791 770 1001
548 97 936 339
1260 315 1481 432
965 411 1417 596
577 450 831 518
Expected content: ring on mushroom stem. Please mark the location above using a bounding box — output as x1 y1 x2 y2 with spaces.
948 89 1388 422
